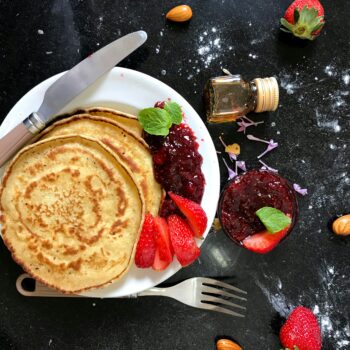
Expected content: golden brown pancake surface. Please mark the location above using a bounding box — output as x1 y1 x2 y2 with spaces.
39 114 162 217
0 135 144 293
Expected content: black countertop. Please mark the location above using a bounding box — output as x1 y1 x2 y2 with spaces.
0 1 349 349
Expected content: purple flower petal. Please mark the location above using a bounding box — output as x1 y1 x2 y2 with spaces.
293 183 308 196
259 160 278 173
237 118 264 134
222 158 237 180
257 140 279 159
228 152 237 161
247 134 270 144
236 161 246 171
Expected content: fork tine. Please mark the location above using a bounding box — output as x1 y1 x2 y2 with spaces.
201 285 247 301
200 277 247 294
201 295 246 310
198 302 245 317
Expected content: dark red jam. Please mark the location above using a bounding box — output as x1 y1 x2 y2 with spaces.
145 123 205 217
219 170 297 244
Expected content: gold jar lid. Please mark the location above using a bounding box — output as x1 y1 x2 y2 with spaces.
253 77 279 113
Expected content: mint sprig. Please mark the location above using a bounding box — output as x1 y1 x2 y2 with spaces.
256 207 291 234
138 101 183 136
164 101 182 125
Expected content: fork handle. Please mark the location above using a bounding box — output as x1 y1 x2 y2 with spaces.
138 287 168 297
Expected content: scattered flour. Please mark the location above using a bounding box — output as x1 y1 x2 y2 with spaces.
315 109 341 133
255 280 293 318
329 144 337 150
161 69 166 76
280 74 300 95
343 74 350 85
324 65 336 77
37 29 44 35
197 28 222 68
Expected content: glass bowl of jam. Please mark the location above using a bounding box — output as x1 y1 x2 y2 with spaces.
218 169 298 253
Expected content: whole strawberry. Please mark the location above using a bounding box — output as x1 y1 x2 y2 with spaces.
280 0 325 40
280 306 322 350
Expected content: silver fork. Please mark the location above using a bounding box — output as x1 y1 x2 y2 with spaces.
16 274 247 317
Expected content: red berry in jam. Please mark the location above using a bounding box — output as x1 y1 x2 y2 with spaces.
145 123 205 217
218 170 297 248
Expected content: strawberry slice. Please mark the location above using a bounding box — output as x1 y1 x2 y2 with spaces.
135 214 156 268
168 192 208 237
152 217 173 271
168 214 200 267
152 249 170 271
242 226 290 254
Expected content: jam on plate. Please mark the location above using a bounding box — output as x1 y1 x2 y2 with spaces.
145 123 205 217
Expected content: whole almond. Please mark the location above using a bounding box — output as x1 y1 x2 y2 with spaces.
216 339 242 350
332 214 350 236
166 5 193 22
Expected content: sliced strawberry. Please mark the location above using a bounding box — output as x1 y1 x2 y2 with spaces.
152 249 170 271
168 214 201 267
135 214 156 268
168 192 208 237
152 217 173 271
242 226 290 254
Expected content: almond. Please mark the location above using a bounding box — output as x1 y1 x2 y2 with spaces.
216 339 243 350
166 5 193 22
332 214 350 236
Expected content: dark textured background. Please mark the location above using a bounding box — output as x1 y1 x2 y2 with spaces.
0 1 349 349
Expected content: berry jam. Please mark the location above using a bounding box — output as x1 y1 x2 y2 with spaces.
145 123 205 217
219 170 297 245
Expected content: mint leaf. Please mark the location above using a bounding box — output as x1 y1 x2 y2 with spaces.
256 207 291 234
164 101 182 125
138 108 172 136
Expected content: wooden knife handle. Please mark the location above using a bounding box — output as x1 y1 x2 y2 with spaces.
0 123 34 168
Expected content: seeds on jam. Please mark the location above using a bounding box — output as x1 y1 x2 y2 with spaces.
145 123 205 217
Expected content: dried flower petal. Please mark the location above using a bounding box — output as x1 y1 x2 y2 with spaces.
237 117 264 134
293 183 308 196
259 159 278 173
247 134 270 144
228 153 237 162
222 157 237 180
225 143 240 156
219 135 227 147
236 161 246 171
257 140 279 159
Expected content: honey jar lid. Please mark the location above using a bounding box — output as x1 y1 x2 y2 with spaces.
253 77 279 113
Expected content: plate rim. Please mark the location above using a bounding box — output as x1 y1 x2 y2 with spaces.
0 67 221 297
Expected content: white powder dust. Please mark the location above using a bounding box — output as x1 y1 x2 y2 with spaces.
343 74 350 85
37 29 44 35
316 109 341 133
280 74 300 95
196 28 223 68
325 65 336 77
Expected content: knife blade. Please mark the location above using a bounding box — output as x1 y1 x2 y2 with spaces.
0 30 147 168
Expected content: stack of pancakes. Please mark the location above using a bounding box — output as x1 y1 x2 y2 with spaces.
0 108 162 293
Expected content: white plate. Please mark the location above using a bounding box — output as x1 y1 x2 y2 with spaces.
0 67 220 297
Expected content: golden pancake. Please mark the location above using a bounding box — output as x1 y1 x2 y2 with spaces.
83 107 143 137
39 114 162 216
0 135 144 293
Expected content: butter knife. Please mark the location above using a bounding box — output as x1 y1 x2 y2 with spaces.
0 30 147 167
